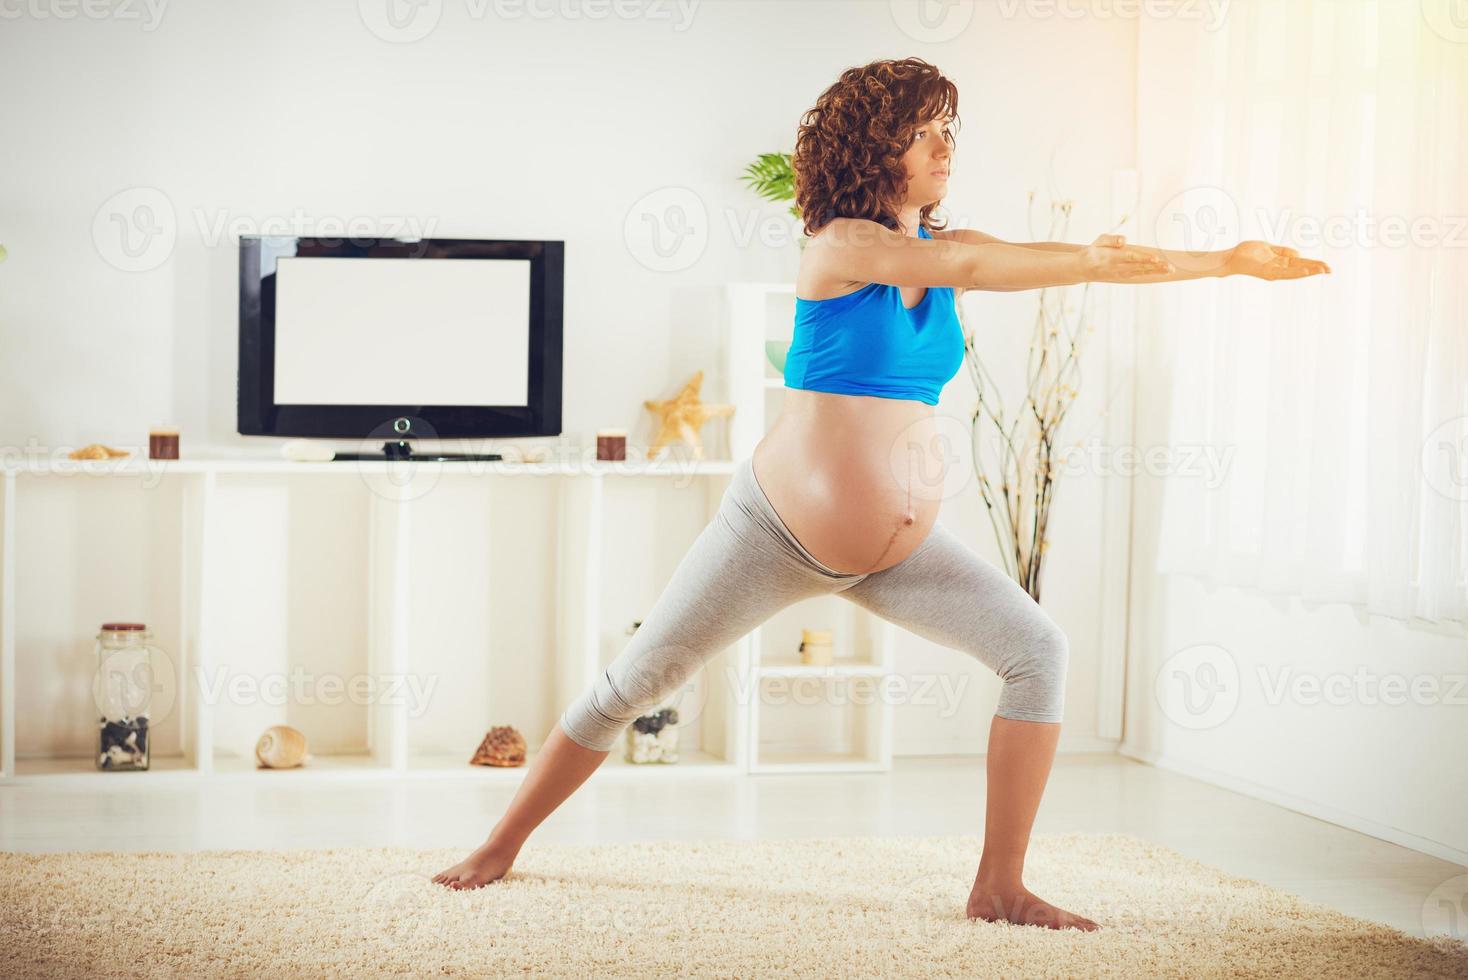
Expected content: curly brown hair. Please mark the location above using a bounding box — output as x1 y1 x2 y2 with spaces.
793 57 959 239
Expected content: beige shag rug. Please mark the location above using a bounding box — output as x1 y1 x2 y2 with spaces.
3 833 1465 979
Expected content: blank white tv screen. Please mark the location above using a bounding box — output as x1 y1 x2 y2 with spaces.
272 256 531 407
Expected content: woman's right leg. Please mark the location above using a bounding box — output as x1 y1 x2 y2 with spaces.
435 457 868 888
834 519 1096 929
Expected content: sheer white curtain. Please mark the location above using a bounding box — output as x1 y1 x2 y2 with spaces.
1145 0 1468 627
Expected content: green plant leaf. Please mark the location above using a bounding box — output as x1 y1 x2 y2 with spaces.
740 151 799 217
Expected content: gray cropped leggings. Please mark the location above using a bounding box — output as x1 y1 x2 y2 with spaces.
559 455 1070 752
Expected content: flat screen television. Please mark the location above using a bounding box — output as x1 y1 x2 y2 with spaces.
238 235 564 461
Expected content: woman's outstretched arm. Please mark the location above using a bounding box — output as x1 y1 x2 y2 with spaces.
941 229 1331 284
938 229 1111 291
937 228 1088 254
811 217 1174 294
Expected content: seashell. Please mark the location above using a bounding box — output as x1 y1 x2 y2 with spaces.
255 724 308 769
470 725 526 767
69 443 129 460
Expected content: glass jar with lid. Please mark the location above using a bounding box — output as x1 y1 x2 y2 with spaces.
95 622 157 771
620 618 681 764
625 704 680 764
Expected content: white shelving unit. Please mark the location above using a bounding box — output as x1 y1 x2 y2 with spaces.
0 458 747 787
0 278 900 786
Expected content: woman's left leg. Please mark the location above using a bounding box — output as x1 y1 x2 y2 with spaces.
837 519 1098 931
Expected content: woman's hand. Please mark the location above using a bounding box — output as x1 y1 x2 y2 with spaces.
1078 234 1175 282
1224 240 1331 280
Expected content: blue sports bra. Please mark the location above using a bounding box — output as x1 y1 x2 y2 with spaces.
783 225 965 406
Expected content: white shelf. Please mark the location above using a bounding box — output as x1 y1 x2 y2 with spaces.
0 455 751 787
14 755 197 779
407 749 735 778
0 458 739 478
4 749 739 785
747 751 888 774
212 752 389 777
750 670 889 771
9 752 392 785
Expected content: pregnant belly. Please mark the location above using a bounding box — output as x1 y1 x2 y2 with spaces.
752 390 956 575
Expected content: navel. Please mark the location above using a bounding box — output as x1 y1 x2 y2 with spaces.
857 471 918 571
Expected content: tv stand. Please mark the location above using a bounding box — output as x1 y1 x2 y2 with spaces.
331 440 504 462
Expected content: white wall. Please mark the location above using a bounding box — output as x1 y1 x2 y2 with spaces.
0 1 1139 755
1122 15 1468 864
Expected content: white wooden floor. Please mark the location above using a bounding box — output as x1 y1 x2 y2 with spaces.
1 753 1462 941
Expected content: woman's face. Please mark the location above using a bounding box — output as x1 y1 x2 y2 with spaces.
902 116 954 206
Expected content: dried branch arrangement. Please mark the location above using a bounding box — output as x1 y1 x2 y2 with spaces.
959 194 1118 603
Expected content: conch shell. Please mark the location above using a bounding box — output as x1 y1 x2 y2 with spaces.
470 725 526 767
255 725 308 769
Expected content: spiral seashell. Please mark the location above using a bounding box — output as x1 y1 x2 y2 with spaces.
255 724 308 769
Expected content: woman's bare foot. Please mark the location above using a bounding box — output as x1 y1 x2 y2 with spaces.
432 838 518 890
966 880 1099 931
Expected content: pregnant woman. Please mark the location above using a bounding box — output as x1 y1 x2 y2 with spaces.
434 58 1329 928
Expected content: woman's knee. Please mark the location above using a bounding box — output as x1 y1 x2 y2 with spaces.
994 621 1069 723
560 643 700 751
560 668 653 752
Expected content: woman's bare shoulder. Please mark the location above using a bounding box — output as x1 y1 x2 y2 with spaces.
798 218 883 300
805 216 886 249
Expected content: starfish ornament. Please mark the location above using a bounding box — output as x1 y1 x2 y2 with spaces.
643 370 736 461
